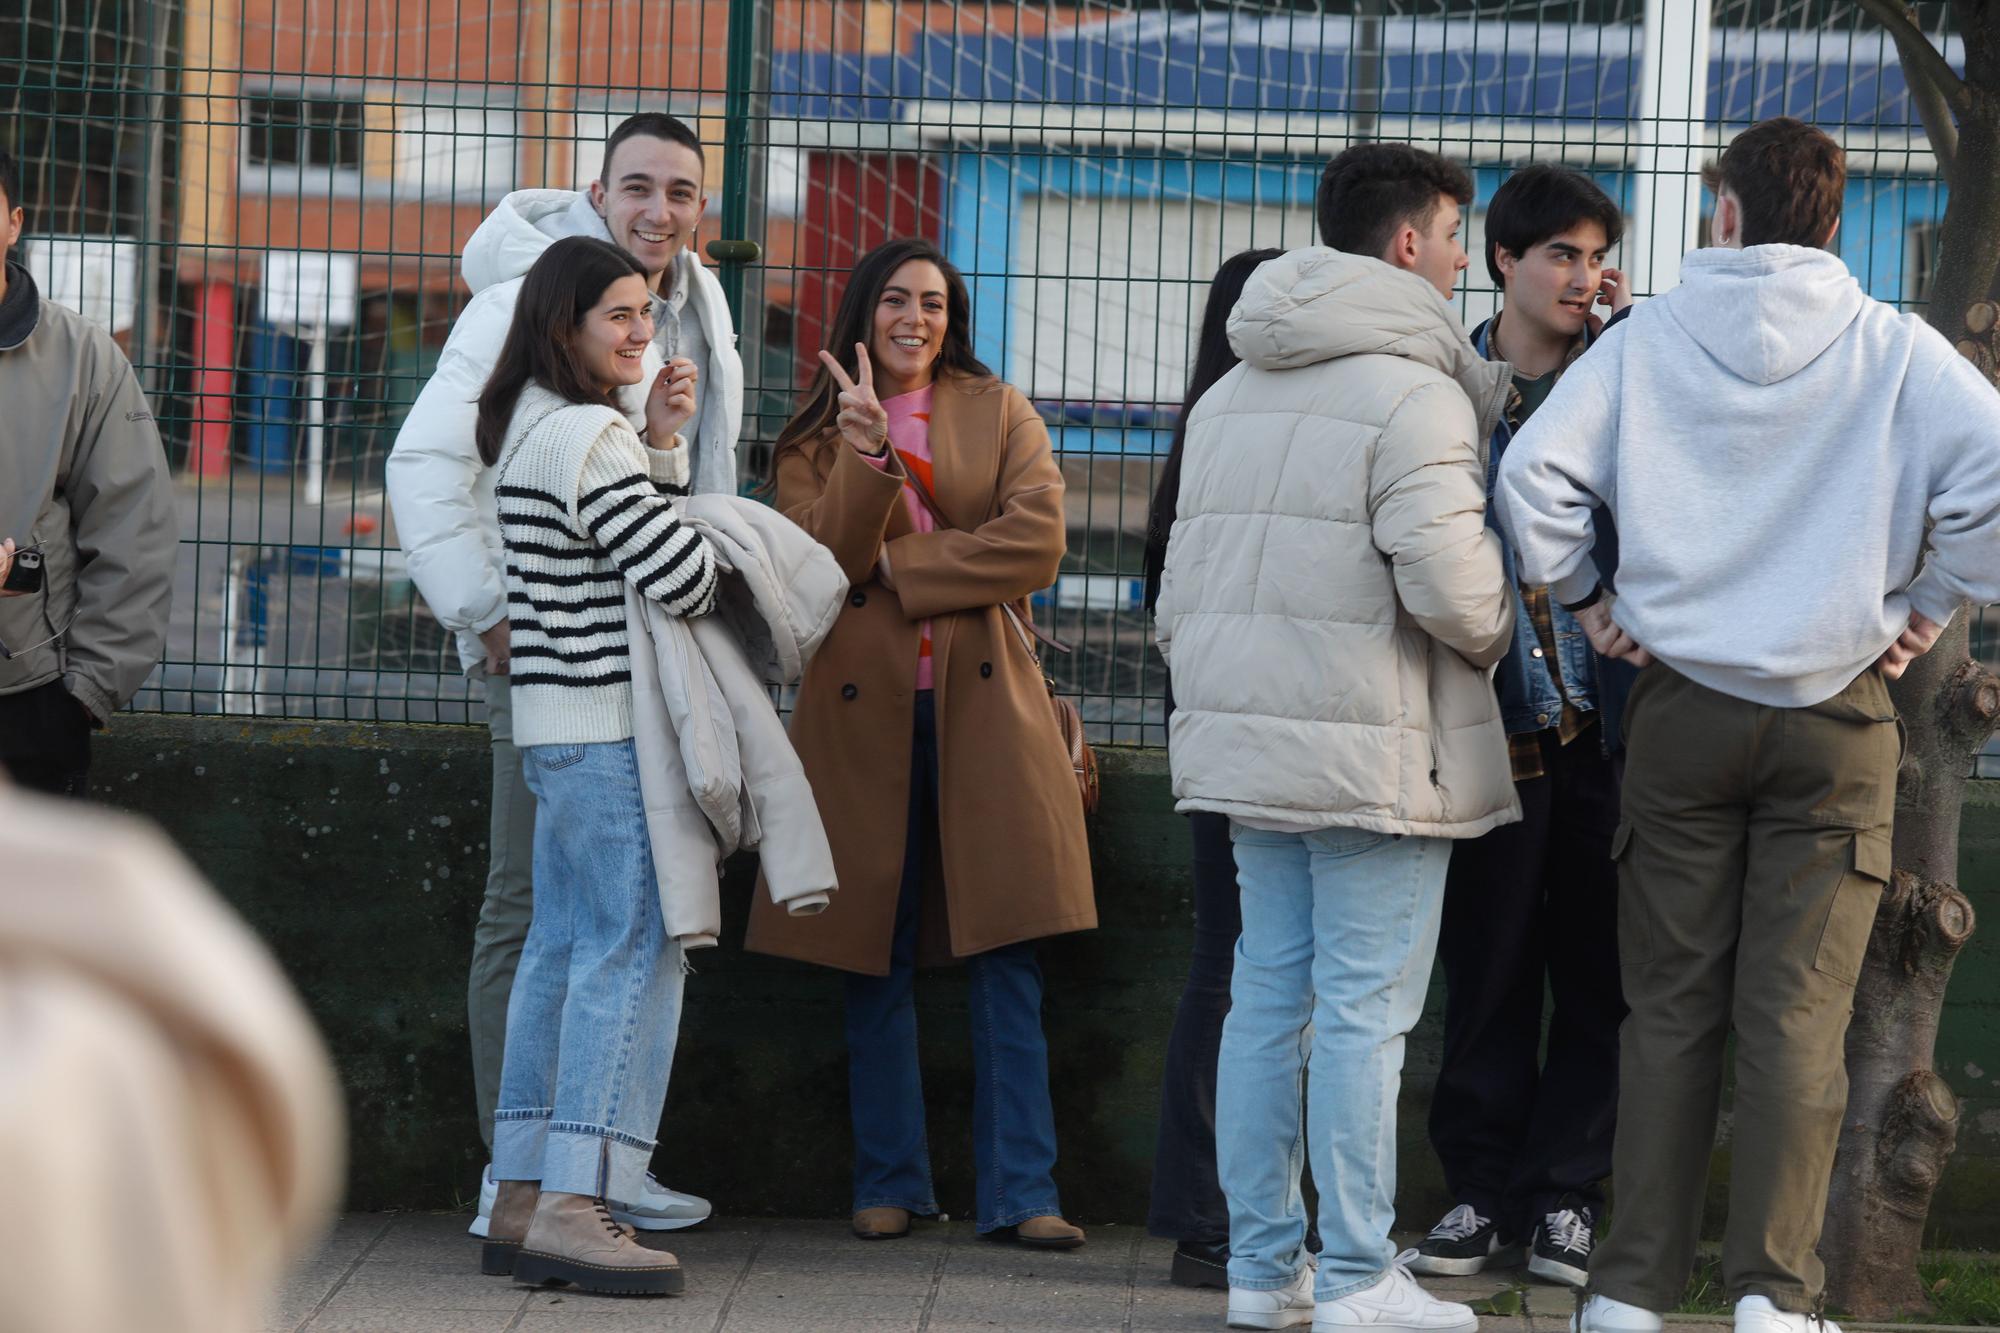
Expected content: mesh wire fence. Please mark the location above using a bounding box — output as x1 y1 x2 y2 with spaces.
3 0 1993 768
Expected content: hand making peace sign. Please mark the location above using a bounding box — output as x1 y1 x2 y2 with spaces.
817 343 890 457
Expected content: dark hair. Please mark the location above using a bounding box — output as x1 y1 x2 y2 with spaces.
1483 164 1625 287
473 236 649 466
769 237 991 479
1701 117 1845 249
1142 248 1283 611
601 112 706 186
1317 143 1473 260
0 146 18 213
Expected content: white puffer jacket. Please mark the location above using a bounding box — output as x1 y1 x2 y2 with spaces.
1156 247 1522 839
386 190 743 671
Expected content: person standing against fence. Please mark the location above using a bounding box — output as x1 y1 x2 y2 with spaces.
1495 117 2000 1333
1155 144 1518 1333
388 113 736 1234
746 237 1096 1250
1408 165 1634 1287
0 146 176 798
1140 245 1296 1291
473 235 719 1296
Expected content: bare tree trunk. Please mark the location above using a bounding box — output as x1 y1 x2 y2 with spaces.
1820 10 2000 1308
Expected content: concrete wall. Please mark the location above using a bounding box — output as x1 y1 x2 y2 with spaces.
91 715 2000 1244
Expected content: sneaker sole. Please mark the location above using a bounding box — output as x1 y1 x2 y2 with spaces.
512 1249 685 1296
613 1210 710 1233
1227 1308 1314 1331
1170 1249 1230 1290
479 1240 519 1277
1312 1312 1488 1320
1407 1244 1523 1277
1528 1253 1589 1288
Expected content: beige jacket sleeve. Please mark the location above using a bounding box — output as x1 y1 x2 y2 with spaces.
61 337 176 721
1368 379 1514 669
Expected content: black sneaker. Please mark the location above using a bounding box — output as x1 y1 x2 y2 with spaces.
1406 1203 1522 1275
1526 1196 1595 1288
1169 1238 1229 1289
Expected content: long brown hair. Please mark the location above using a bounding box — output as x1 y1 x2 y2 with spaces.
768 238 991 481
474 235 649 465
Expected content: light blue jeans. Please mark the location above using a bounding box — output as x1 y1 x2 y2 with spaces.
493 739 685 1204
1218 822 1451 1301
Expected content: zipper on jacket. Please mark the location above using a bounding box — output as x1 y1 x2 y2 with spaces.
1428 731 1442 790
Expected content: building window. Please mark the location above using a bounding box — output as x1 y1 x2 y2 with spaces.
246 96 363 171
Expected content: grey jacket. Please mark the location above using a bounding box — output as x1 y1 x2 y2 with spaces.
627 493 849 948
0 260 176 721
1156 247 1520 838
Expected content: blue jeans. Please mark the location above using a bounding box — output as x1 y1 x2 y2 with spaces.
493 739 686 1204
844 692 1065 1232
1218 822 1451 1301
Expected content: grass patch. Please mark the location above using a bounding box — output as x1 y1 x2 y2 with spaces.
1672 1257 2000 1325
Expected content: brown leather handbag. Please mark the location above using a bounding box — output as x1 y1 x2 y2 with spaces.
900 468 1101 815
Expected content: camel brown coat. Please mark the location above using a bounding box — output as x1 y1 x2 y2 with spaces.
745 374 1096 975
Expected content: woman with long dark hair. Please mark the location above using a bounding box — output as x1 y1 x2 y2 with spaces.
745 237 1097 1249
472 235 716 1297
1142 247 1286 1289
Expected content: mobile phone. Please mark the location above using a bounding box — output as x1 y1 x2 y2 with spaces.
2 548 44 594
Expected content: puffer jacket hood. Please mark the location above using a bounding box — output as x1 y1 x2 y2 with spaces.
1229 246 1512 436
460 189 610 294
1662 244 1866 386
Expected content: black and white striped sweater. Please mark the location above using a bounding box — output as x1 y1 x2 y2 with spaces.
496 384 718 748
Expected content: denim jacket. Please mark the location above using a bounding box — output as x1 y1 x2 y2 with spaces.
1470 318 1634 756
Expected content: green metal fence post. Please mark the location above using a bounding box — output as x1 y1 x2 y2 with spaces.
708 0 764 328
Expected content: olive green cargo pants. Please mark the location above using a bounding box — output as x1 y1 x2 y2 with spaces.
1589 664 1897 1312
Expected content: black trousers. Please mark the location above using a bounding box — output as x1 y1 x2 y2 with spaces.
0 679 92 798
1427 728 1625 1240
1146 810 1238 1243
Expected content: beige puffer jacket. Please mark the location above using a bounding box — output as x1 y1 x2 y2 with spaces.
1156 247 1522 839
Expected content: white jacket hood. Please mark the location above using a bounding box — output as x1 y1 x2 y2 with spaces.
461 189 610 294
1662 244 1867 386
1228 246 1509 425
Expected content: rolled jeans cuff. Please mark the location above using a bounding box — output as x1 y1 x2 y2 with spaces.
542 1122 659 1204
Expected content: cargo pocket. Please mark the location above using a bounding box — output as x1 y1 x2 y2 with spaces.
1812 827 1891 986
1610 821 1653 967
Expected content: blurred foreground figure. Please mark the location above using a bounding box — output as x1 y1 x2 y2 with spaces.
0 782 343 1332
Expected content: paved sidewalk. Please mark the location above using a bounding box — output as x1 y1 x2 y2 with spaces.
270 1212 1675 1333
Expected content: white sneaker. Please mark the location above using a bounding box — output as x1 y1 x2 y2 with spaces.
1572 1294 1665 1333
1736 1295 1841 1333
1312 1253 1478 1333
1228 1265 1316 1330
469 1162 712 1237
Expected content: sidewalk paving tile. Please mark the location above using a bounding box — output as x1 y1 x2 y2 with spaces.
302 1312 517 1333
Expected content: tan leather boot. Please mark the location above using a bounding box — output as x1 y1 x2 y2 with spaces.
851 1206 912 1240
512 1191 684 1295
1012 1215 1087 1250
479 1179 540 1276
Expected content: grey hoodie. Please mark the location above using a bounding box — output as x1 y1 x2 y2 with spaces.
1496 243 2000 708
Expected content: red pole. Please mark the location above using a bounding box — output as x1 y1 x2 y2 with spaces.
188 279 234 477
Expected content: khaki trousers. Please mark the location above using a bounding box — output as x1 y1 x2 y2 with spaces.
467 668 537 1153
1590 665 1897 1312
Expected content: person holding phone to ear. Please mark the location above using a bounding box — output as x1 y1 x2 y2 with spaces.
746 237 1096 1255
